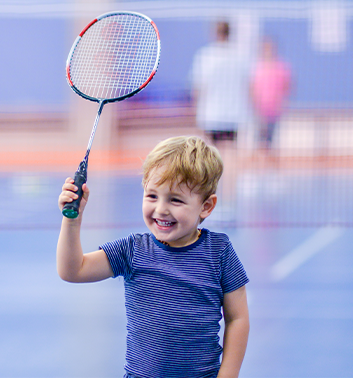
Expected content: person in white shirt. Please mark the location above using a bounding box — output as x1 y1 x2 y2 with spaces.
191 21 251 144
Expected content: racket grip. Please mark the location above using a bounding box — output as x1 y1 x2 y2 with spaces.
62 162 87 219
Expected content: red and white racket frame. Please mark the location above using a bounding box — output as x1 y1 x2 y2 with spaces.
66 11 161 104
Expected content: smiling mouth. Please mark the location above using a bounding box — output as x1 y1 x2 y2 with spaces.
154 219 175 227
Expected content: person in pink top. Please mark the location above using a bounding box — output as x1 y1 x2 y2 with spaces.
251 37 292 149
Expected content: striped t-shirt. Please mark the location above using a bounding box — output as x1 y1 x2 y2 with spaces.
100 228 249 378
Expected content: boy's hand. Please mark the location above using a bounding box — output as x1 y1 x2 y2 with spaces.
58 177 90 215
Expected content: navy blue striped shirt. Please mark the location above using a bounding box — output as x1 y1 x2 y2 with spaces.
101 228 249 378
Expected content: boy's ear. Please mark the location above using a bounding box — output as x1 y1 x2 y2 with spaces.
200 194 217 220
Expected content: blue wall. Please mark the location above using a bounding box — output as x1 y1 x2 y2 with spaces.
143 17 353 106
0 16 351 108
0 18 71 109
263 18 353 107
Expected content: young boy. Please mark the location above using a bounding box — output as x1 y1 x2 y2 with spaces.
57 136 249 378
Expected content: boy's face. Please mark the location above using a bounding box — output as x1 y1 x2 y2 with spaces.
142 168 216 248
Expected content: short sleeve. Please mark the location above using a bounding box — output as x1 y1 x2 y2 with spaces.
220 242 249 293
99 234 135 279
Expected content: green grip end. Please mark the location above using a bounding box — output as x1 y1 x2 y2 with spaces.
62 208 79 219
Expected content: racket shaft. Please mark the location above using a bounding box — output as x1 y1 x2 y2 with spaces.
62 101 104 219
86 100 105 154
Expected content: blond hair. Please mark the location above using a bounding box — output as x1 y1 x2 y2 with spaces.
142 136 223 201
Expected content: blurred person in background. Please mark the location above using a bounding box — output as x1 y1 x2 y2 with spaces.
191 20 253 219
191 20 252 147
250 37 292 151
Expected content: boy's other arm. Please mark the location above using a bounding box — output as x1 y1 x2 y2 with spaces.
217 285 249 378
57 178 113 283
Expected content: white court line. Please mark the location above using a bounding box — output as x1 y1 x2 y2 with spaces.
270 226 345 282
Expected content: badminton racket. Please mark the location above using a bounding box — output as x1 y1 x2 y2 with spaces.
62 11 161 218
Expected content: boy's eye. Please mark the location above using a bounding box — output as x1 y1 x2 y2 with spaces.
171 198 184 204
146 194 157 199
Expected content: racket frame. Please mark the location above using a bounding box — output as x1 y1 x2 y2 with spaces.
66 11 161 105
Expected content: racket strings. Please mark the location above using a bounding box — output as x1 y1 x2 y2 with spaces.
69 14 159 100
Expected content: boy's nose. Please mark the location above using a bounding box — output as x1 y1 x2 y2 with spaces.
155 201 170 215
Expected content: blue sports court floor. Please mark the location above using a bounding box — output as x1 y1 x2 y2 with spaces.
0 172 352 378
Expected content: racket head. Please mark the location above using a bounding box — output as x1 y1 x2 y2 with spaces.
66 11 161 103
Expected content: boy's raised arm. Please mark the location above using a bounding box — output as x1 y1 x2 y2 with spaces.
57 178 113 283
